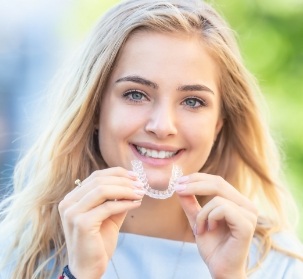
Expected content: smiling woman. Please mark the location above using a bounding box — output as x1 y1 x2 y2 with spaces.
98 31 222 189
0 0 302 279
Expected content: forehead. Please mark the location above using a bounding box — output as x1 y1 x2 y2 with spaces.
109 30 219 91
118 29 213 66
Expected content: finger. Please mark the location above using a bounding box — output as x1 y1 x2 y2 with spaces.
66 176 144 202
59 184 145 215
75 185 145 212
85 167 138 184
195 197 257 237
177 194 201 230
66 166 142 202
64 199 142 234
175 173 256 213
67 167 137 194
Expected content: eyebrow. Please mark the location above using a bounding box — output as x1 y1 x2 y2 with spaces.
177 84 214 94
115 75 214 94
116 75 158 89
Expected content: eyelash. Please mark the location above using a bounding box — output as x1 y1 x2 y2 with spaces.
122 90 148 103
181 96 207 110
122 90 207 109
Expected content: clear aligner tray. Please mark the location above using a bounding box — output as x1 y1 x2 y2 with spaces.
131 160 183 199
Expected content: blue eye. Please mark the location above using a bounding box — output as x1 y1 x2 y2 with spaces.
123 90 148 103
182 97 206 109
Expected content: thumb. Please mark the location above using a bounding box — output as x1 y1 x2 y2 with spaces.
177 194 201 229
111 211 128 231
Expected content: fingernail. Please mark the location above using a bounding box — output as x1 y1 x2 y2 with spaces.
174 183 187 192
177 176 189 184
133 189 146 196
133 180 144 188
133 199 142 203
128 171 139 178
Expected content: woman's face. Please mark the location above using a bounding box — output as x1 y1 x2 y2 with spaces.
98 31 223 189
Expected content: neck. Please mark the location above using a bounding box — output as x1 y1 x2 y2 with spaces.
121 194 195 242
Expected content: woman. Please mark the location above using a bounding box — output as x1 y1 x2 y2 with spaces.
0 0 302 278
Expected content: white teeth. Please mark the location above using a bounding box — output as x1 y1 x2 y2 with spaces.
136 146 177 159
141 147 147 155
159 151 165 159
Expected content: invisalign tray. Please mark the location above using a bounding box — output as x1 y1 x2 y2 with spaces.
131 160 183 199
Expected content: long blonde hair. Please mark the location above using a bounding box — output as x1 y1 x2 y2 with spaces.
0 0 301 278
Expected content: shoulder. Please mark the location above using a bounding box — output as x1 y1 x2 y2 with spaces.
0 235 16 279
249 232 303 279
0 235 59 279
272 231 303 254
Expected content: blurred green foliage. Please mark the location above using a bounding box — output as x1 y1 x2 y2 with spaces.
213 0 303 239
62 0 303 238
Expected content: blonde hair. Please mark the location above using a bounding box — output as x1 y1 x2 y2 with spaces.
0 0 301 278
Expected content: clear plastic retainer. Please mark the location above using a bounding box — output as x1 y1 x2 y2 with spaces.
131 160 183 199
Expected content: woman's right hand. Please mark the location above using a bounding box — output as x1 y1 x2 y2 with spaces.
58 167 145 279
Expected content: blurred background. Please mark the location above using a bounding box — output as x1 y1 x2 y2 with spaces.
0 0 302 238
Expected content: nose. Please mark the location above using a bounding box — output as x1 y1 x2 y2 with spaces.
144 102 177 138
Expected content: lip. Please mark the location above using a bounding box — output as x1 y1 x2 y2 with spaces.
132 142 181 152
130 142 184 166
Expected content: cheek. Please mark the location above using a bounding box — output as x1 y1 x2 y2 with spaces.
98 103 119 156
99 117 125 152
100 99 127 133
181 115 219 158
182 113 218 140
189 129 214 153
98 104 144 146
112 107 145 133
182 128 215 173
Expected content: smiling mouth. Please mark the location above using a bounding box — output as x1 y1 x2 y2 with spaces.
135 145 179 159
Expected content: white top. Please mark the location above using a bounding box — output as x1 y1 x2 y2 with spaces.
102 233 303 279
0 232 303 278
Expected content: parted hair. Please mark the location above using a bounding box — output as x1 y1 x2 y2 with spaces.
0 0 301 278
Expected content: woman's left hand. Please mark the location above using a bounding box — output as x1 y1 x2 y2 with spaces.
175 173 258 279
